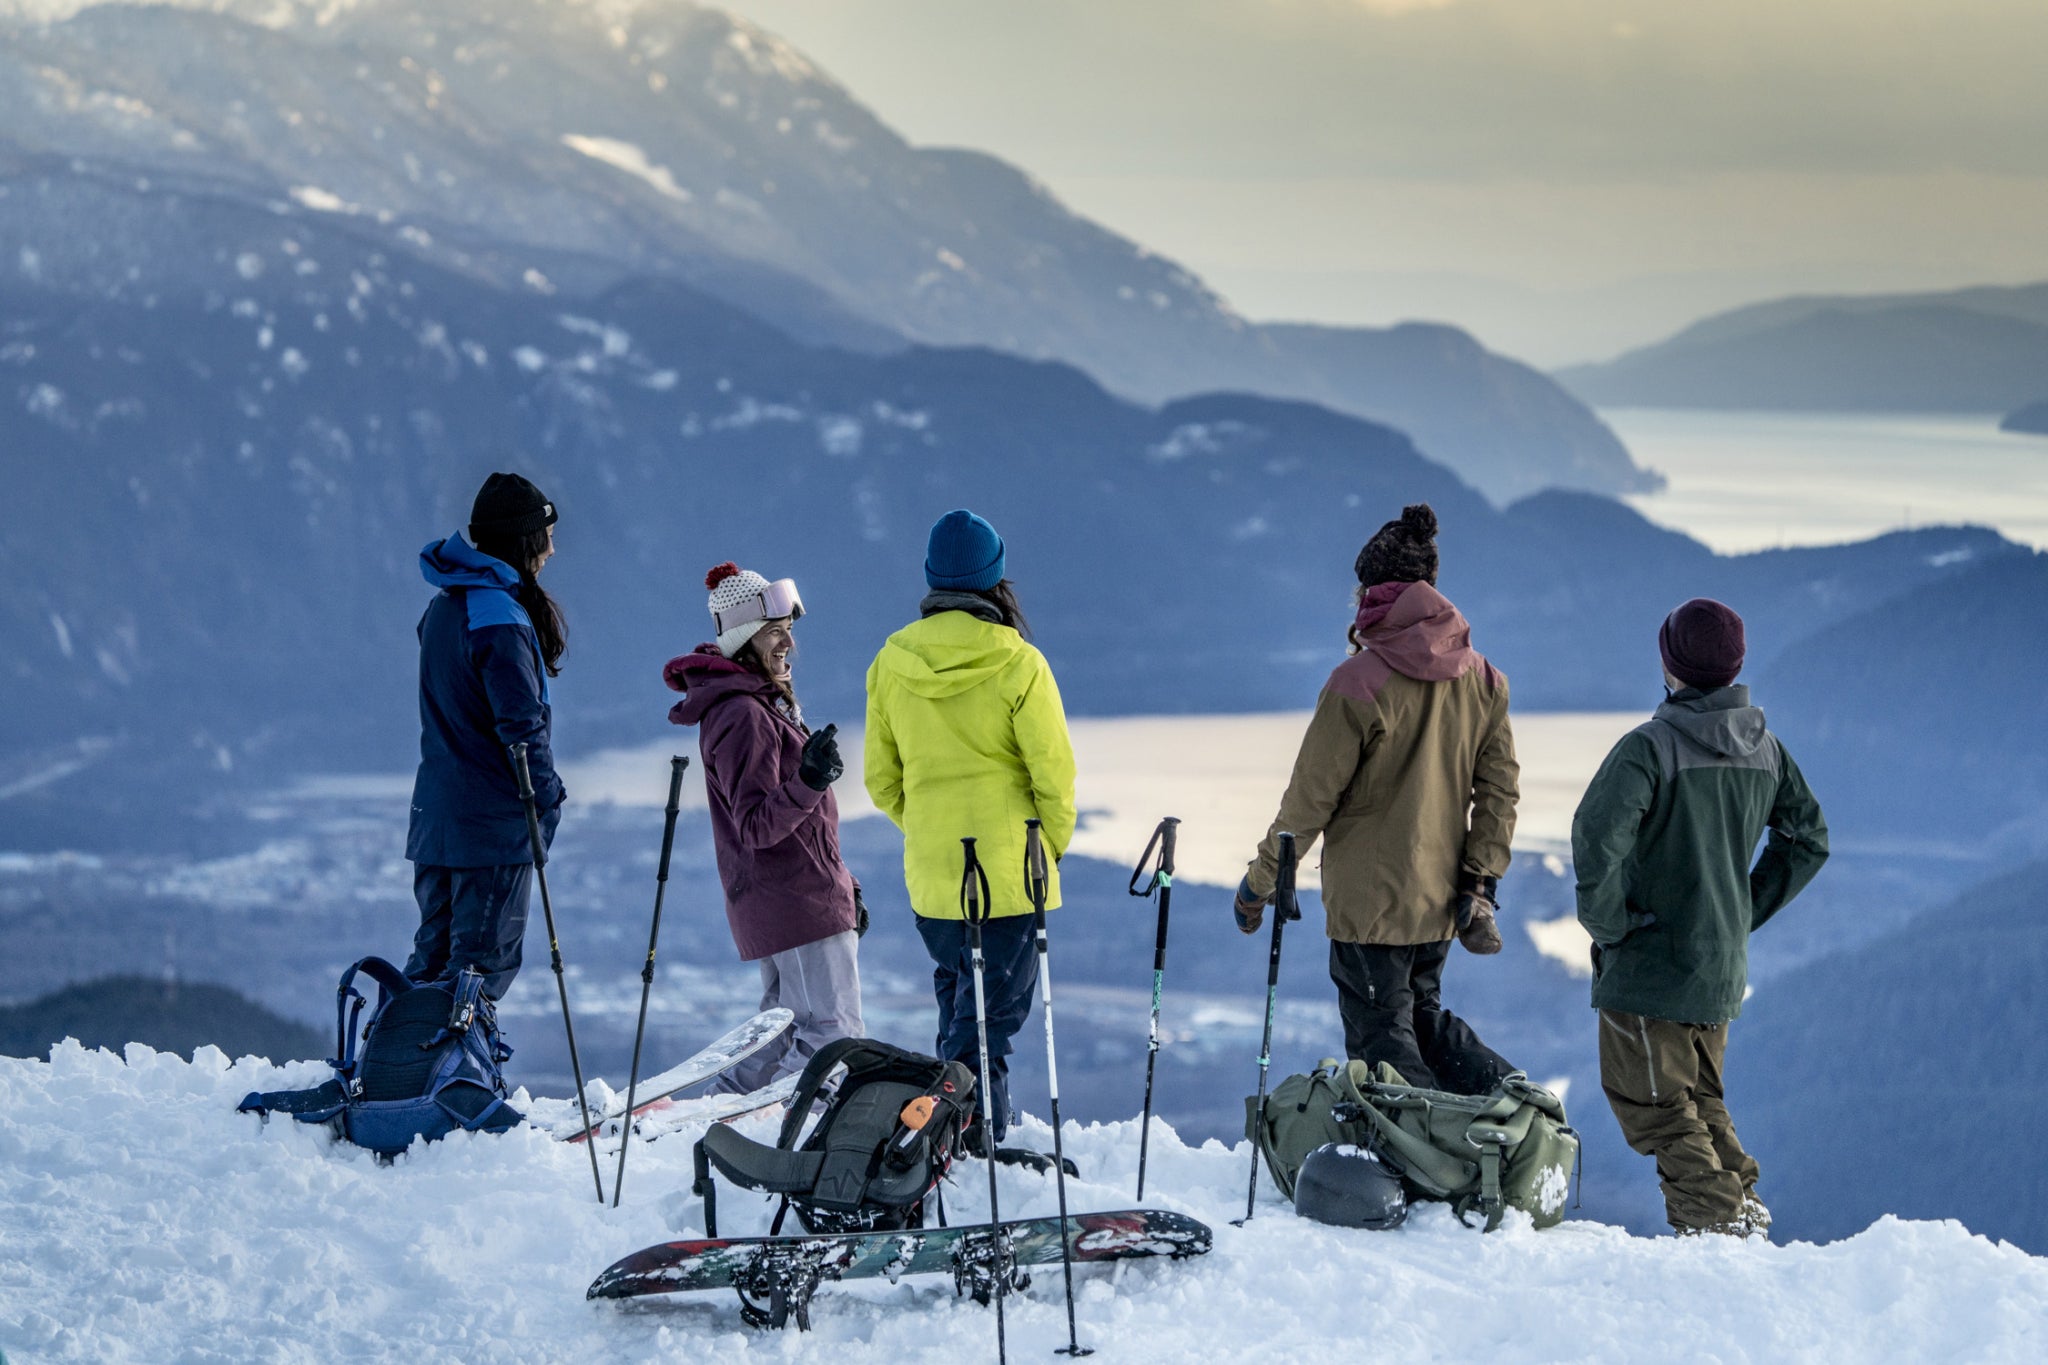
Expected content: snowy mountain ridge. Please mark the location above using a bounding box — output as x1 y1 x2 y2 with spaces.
0 0 1642 498
2 1040 2043 1362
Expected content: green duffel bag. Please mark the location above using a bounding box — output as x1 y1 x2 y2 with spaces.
1247 1058 1579 1231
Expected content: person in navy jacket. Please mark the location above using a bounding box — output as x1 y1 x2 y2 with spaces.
404 472 567 999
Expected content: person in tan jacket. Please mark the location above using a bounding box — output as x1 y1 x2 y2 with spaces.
1235 504 1521 1095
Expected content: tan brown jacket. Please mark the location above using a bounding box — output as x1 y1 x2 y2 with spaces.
1246 581 1518 945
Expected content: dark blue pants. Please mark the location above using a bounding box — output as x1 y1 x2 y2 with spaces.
406 862 533 1000
916 914 1038 1143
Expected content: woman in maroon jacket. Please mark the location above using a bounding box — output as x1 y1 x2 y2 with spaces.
663 562 866 1094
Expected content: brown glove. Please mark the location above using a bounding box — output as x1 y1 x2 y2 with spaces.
1453 873 1503 955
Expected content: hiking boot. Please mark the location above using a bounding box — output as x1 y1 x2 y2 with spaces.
959 1118 992 1160
1456 897 1503 955
1740 1195 1773 1240
1674 1221 1750 1239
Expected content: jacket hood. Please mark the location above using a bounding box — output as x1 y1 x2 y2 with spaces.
664 645 775 727
420 533 520 592
1351 581 1478 683
1654 685 1769 760
874 610 1028 699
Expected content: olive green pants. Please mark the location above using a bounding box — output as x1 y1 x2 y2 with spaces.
1598 1009 1761 1231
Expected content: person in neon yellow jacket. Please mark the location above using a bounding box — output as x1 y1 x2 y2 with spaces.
865 508 1077 1148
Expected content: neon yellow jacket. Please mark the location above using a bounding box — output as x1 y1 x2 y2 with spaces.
864 611 1077 919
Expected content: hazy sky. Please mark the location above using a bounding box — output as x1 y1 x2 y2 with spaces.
713 0 2048 365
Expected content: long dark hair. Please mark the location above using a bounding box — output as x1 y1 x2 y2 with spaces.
473 525 567 676
974 580 1031 640
736 634 806 730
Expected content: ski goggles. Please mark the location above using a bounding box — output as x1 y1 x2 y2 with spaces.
713 578 804 635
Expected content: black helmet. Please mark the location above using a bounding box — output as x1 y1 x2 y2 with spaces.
1294 1142 1407 1230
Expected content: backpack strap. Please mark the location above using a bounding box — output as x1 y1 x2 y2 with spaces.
423 968 489 1052
774 1036 875 1149
332 957 414 1087
1343 1088 1479 1198
1460 1077 1547 1233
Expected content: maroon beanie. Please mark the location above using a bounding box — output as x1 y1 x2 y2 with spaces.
1659 598 1745 691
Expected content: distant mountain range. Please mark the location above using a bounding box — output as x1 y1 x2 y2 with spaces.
1731 858 2048 1254
0 975 327 1062
1 176 2031 856
1558 282 2048 413
4 0 2045 869
1756 549 2048 846
0 0 1648 501
2003 400 2048 436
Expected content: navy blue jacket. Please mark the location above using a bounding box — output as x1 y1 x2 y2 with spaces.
406 535 563 867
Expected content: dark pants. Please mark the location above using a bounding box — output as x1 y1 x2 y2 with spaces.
406 862 534 1000
1599 1009 1760 1231
1329 940 1513 1095
916 913 1039 1143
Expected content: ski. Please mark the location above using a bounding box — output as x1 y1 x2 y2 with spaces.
539 1008 793 1143
587 1209 1213 1327
598 1072 802 1143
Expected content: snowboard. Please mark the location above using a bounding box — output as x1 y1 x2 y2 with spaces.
543 1008 793 1143
587 1209 1212 1328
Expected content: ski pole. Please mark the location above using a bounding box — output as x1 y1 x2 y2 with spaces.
1125 815 1180 1203
1234 831 1298 1227
512 742 606 1205
1025 819 1093 1359
611 754 689 1207
960 837 1010 1365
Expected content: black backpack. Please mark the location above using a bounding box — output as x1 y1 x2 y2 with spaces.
238 957 521 1156
694 1037 976 1238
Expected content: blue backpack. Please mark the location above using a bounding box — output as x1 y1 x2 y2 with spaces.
238 957 521 1156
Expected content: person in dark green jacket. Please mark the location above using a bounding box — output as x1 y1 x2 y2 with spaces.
1572 598 1828 1238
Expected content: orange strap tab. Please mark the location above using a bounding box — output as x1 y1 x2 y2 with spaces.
899 1095 936 1131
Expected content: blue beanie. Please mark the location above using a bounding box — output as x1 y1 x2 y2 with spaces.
924 509 1006 591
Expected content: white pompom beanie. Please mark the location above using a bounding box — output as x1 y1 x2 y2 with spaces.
705 562 774 658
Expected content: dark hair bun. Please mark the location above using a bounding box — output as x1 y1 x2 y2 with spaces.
1399 503 1438 540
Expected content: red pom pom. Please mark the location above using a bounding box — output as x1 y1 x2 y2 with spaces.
705 561 741 590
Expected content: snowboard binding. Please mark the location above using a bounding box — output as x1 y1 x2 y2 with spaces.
950 1226 1031 1306
731 1240 841 1331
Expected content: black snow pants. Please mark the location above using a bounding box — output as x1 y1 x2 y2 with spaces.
1329 940 1513 1095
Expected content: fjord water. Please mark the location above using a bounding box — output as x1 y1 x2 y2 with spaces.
1607 408 2048 551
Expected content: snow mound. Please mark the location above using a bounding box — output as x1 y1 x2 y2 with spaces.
2 1042 2045 1361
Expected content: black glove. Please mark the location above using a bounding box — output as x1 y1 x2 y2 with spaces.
854 885 870 938
798 723 842 791
1233 874 1271 935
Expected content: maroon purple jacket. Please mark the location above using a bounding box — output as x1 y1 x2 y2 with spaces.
664 646 858 961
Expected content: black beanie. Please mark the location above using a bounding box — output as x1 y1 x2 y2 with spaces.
1355 503 1440 587
469 472 557 542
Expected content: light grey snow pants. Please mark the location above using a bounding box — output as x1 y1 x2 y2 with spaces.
711 930 865 1095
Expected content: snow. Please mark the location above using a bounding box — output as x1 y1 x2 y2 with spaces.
560 134 693 204
288 185 353 214
2 1041 2043 1361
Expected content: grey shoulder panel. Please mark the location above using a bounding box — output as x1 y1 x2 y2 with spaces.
1645 716 1783 778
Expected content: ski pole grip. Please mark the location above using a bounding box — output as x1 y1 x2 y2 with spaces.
663 755 687 818
510 744 548 869
1275 831 1300 922
1024 819 1049 903
960 837 987 925
1127 815 1180 896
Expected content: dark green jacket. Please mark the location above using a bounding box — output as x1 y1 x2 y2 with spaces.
1572 686 1828 1023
